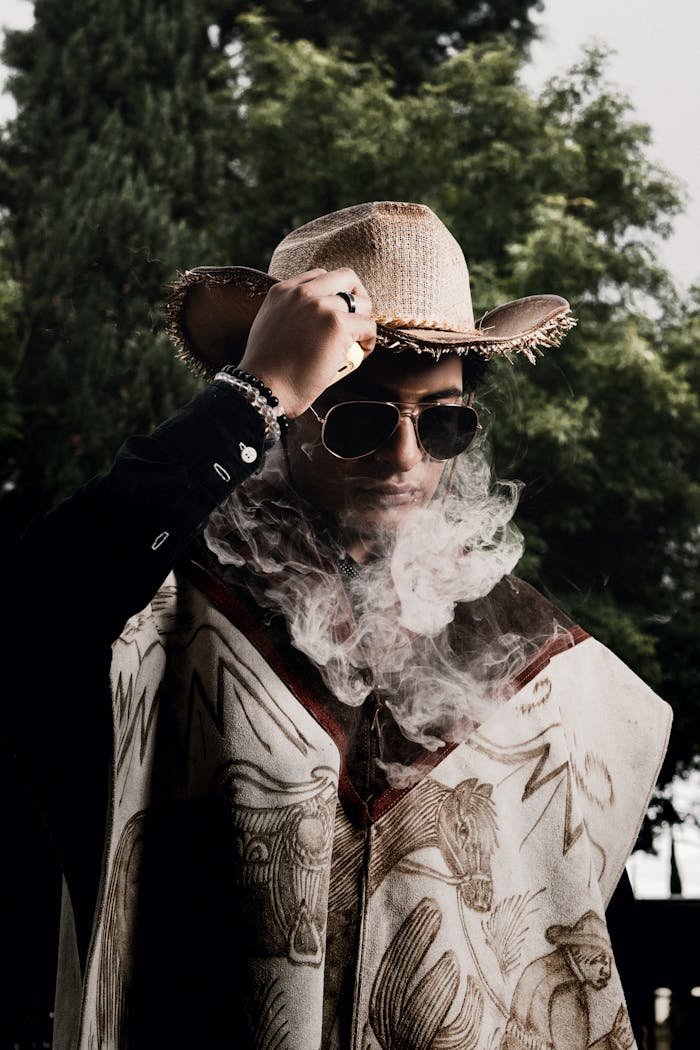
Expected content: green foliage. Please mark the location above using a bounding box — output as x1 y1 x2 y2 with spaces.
1 5 697 782
0 0 236 513
209 0 543 92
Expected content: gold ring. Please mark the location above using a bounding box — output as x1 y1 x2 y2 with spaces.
337 342 364 375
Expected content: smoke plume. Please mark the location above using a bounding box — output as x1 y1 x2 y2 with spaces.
203 424 545 762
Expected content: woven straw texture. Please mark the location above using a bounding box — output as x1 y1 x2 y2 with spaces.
167 201 575 375
269 202 475 333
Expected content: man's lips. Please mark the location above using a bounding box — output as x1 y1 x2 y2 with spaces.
357 484 419 505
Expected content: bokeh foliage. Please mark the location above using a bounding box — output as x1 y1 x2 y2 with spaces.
0 2 697 788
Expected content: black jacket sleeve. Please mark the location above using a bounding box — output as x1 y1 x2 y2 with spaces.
3 380 270 958
12 380 269 643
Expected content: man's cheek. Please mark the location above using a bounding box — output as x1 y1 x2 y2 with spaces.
425 462 449 498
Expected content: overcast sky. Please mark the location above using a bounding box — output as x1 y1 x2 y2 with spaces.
0 0 698 897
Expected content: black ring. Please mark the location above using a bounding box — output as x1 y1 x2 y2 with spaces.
336 290 356 313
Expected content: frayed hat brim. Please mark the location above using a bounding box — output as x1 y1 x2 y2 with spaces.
166 266 575 377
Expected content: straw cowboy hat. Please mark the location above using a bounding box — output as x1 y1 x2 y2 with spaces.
167 201 575 377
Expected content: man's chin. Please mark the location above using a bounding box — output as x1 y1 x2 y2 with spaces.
338 499 419 537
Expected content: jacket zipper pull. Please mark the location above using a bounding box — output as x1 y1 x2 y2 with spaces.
371 691 384 738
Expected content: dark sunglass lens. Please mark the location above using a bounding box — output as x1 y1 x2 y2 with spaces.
323 402 400 458
418 405 479 459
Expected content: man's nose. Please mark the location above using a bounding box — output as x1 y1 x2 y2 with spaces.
376 415 423 471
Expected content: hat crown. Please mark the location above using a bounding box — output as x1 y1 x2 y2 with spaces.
168 201 573 376
269 201 475 332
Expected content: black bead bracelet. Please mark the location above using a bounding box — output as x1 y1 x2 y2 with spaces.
220 365 289 432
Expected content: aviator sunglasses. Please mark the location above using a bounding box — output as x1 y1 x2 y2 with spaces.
307 398 481 461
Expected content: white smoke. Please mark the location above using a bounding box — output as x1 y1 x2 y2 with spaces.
204 429 530 755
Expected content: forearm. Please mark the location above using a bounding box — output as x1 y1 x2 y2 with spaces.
9 380 268 643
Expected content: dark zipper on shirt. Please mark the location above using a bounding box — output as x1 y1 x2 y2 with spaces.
352 688 385 1049
366 689 385 803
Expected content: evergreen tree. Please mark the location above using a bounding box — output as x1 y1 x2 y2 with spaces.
481 53 698 778
669 828 683 895
2 9 697 781
211 0 544 92
0 0 232 525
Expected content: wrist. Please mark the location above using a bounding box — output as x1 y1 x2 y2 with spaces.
236 358 305 419
214 367 289 450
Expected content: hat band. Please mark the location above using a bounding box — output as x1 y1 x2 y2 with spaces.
375 314 478 334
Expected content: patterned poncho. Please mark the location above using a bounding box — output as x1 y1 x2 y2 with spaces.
54 559 671 1050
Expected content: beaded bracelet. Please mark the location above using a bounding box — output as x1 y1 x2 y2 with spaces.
214 371 283 450
219 365 289 428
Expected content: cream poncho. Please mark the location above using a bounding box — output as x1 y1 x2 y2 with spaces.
54 563 671 1050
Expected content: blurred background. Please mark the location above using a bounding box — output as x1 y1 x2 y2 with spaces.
1 0 698 1046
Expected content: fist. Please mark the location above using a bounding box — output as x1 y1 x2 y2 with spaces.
238 268 377 417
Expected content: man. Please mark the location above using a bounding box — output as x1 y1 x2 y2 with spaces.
8 202 669 1050
502 911 633 1050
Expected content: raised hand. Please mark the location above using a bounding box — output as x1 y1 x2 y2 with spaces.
238 268 377 418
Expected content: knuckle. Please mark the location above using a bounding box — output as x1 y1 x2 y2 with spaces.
327 310 346 335
338 266 359 282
